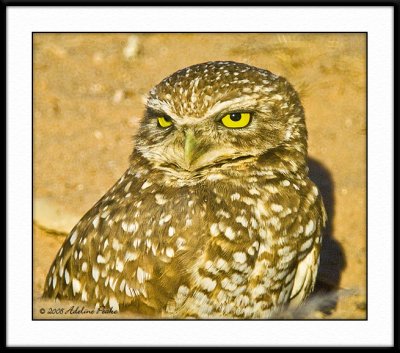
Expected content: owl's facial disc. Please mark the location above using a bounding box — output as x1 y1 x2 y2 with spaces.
136 103 281 174
135 106 258 172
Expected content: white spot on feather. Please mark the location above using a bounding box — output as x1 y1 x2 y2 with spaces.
72 278 81 295
235 216 248 227
200 277 217 292
268 216 281 230
231 193 241 201
70 231 78 245
185 218 193 227
224 227 235 240
253 284 266 297
249 188 260 196
81 289 88 302
116 259 124 272
64 269 70 284
305 220 316 236
168 226 175 237
221 278 237 291
155 194 167 205
128 222 138 233
101 210 110 219
109 297 119 312
109 277 117 291
112 238 122 251
125 285 134 297
97 254 106 264
250 217 258 228
207 174 224 181
216 210 231 219
277 246 292 256
216 258 229 272
92 215 100 229
124 181 132 192
137 267 150 283
176 237 186 250
125 251 138 261
166 247 175 258
300 237 314 252
141 180 152 189
133 238 141 248
159 214 172 225
122 222 128 232
271 203 283 213
266 185 279 193
92 266 100 282
210 223 219 236
233 252 247 264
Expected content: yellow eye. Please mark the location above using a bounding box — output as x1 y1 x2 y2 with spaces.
221 112 251 128
157 116 173 128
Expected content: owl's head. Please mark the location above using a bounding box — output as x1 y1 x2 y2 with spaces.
134 61 308 178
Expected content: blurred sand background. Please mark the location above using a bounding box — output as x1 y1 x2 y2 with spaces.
33 33 366 319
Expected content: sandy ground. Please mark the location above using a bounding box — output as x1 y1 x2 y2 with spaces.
33 33 366 319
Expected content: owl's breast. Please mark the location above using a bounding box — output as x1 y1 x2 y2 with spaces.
68 167 311 314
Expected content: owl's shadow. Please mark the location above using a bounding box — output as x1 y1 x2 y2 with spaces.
307 157 346 315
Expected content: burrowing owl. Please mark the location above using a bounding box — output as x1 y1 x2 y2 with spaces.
43 61 326 318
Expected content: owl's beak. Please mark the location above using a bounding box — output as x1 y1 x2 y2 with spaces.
182 130 238 171
183 129 199 170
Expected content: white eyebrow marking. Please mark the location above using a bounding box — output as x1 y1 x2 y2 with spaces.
202 97 259 120
146 99 181 121
146 96 261 124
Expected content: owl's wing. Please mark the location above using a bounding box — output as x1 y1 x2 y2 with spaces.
289 243 320 307
42 167 203 316
289 190 327 308
165 180 327 319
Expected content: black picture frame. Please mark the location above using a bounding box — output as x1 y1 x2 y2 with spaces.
4 1 397 349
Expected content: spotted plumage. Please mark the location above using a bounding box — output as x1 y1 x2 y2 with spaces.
43 61 326 318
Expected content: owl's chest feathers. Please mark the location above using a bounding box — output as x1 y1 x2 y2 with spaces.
130 173 298 247
109 166 306 290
